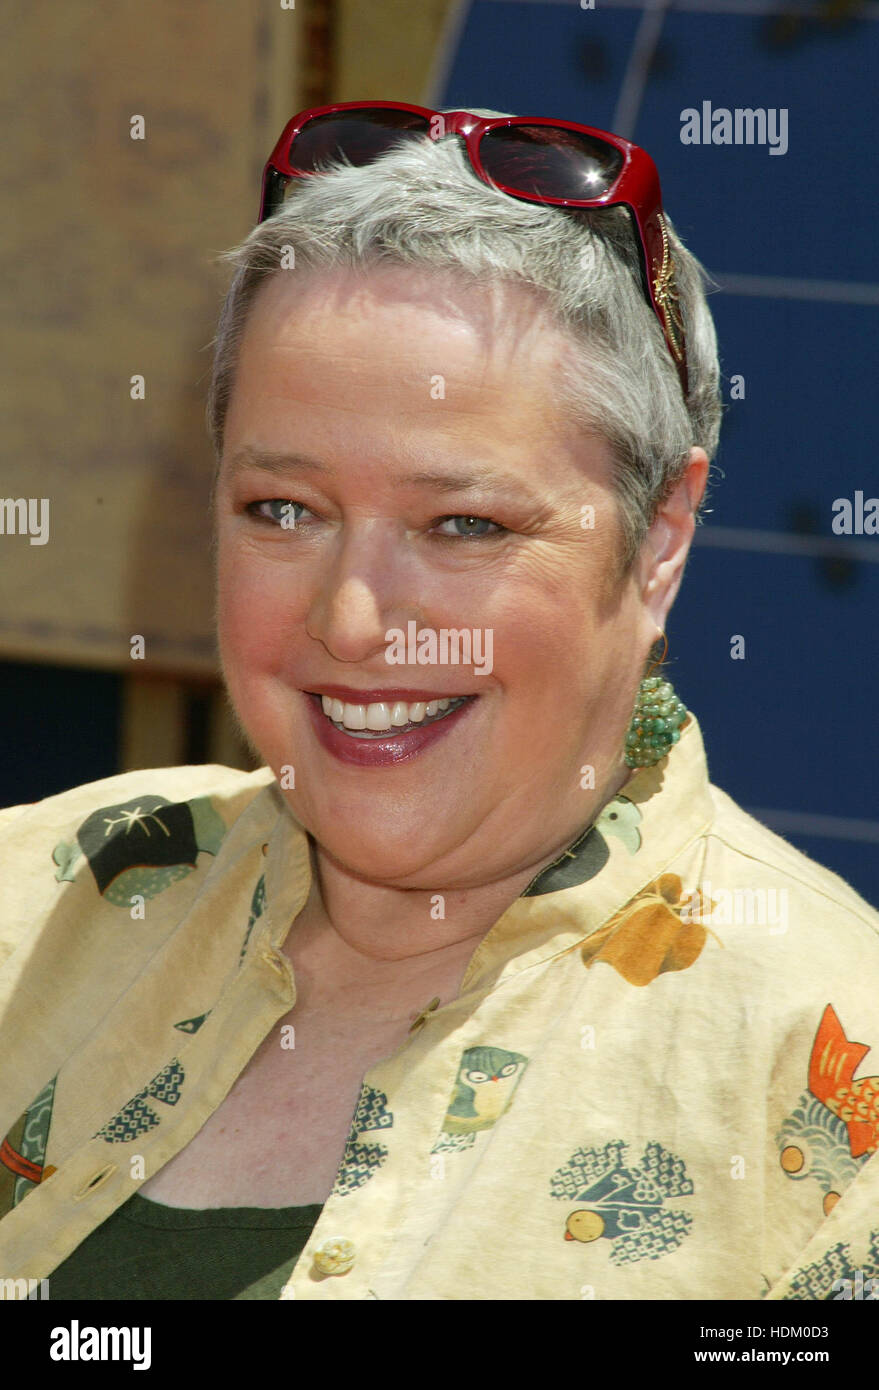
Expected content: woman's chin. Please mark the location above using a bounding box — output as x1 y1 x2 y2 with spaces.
307 823 455 887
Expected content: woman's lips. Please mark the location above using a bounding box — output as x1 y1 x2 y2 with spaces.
302 690 478 767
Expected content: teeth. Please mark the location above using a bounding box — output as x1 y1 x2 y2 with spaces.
365 703 390 731
316 693 470 735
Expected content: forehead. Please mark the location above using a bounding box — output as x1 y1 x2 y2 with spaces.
223 263 590 451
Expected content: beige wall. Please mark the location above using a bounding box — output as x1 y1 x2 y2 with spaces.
1 1 302 678
1 0 460 769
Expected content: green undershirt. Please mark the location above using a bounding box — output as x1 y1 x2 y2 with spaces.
47 1191 324 1300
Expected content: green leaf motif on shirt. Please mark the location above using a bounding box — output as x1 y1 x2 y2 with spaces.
52 794 226 906
173 1012 211 1034
96 1059 185 1143
331 1084 393 1197
239 874 267 965
551 1139 694 1265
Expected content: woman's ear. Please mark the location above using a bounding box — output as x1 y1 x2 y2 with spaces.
637 448 709 632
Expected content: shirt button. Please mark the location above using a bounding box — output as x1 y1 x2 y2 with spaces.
313 1237 356 1276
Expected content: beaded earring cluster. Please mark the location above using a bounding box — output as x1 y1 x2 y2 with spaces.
624 633 688 769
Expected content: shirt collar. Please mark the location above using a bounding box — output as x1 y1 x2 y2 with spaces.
259 712 714 993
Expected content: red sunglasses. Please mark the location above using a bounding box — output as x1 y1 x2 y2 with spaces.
259 101 689 398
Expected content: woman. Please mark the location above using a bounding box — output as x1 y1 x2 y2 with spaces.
1 104 877 1302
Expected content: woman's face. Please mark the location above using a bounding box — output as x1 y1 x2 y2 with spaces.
215 264 685 889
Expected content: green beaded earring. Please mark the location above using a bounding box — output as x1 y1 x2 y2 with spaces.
624 632 688 769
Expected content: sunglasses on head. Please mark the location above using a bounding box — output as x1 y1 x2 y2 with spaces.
258 101 689 398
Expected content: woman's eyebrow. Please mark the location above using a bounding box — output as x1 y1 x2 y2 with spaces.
223 448 328 481
224 448 545 502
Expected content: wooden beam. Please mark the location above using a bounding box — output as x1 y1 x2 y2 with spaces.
335 0 462 104
120 676 187 771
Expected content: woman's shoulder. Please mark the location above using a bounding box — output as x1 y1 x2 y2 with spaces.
0 762 277 837
703 778 879 936
0 763 282 974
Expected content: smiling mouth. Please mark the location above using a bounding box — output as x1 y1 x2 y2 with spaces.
307 692 476 739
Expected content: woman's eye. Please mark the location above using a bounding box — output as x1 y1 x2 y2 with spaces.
244 503 505 539
434 514 505 539
247 500 308 527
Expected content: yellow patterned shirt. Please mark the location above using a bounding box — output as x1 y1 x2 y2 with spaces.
1 713 878 1300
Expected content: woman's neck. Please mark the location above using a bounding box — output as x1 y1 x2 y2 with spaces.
282 757 633 1011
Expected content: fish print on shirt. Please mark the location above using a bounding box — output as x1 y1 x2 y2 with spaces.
778 1004 877 1216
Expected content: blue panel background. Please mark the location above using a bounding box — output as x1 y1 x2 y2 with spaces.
445 3 879 278
699 297 878 532
442 0 879 905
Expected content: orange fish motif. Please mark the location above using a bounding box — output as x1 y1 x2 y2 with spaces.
579 873 721 987
808 1005 879 1158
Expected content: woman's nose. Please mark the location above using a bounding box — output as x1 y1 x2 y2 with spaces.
304 528 417 665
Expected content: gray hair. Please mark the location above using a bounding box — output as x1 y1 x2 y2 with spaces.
206 110 723 573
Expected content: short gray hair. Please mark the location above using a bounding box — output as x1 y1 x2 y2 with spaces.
206 110 723 573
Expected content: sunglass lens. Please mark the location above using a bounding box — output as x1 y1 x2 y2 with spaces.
289 109 432 172
479 124 624 201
